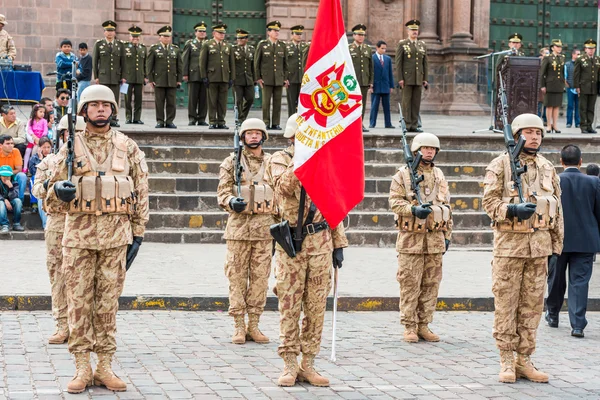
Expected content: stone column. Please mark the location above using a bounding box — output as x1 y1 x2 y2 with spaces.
347 0 369 33
419 0 439 44
450 0 475 46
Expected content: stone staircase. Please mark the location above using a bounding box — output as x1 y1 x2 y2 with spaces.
4 130 600 247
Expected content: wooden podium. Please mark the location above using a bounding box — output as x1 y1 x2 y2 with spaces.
495 56 540 130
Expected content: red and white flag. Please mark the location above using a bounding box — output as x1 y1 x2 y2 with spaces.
294 0 365 228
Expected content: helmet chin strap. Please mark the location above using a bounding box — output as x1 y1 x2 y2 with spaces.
245 142 261 149
523 146 539 155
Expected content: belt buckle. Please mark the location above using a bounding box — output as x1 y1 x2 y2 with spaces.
305 223 315 235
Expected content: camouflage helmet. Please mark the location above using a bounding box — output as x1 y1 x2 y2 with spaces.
411 132 440 152
57 115 86 132
511 113 545 137
77 84 118 115
239 118 268 141
284 113 298 139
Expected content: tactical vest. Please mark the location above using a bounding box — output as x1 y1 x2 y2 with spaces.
233 154 277 215
69 132 136 216
396 166 452 233
495 156 559 232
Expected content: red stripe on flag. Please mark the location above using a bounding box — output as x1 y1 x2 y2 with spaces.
295 119 365 228
305 0 346 69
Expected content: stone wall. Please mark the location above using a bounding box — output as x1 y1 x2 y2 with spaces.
265 0 319 41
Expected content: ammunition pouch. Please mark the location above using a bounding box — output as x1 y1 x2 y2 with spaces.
234 183 278 215
396 204 451 233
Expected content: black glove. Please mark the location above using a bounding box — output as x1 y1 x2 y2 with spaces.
507 202 537 220
444 239 450 254
53 180 76 202
202 78 209 86
43 179 49 190
411 203 432 219
548 253 559 272
228 80 234 88
332 248 344 269
126 236 143 271
229 197 247 213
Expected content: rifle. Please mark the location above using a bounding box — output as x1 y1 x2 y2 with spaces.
66 61 78 181
233 91 243 195
498 73 527 203
398 103 425 205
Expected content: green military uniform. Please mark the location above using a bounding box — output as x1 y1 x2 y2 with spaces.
232 29 255 123
396 20 428 132
349 24 373 129
183 21 208 125
495 33 525 78
302 42 311 70
122 26 147 124
574 39 600 133
146 26 183 128
93 21 125 126
286 25 308 116
255 21 288 129
199 24 235 128
540 42 566 109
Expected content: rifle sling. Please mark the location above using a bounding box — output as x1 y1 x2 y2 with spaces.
294 187 306 250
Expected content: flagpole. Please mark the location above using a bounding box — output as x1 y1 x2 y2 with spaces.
330 267 339 362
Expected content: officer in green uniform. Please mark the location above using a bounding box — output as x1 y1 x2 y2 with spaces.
93 20 125 127
396 19 428 133
183 21 208 126
540 39 565 134
574 39 600 134
254 20 288 130
200 24 235 129
123 25 148 124
348 24 373 132
232 29 255 123
496 33 525 76
286 25 307 116
146 25 182 129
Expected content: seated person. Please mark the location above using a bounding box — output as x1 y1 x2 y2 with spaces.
28 136 52 225
0 135 27 201
54 89 70 122
0 107 27 157
0 165 23 233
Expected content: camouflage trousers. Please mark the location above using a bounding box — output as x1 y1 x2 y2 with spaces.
492 256 547 355
224 239 272 317
397 252 443 328
62 245 127 354
276 250 332 357
45 230 67 321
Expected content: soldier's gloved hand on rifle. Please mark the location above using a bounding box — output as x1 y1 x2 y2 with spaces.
506 202 536 220
54 180 76 202
411 203 432 219
202 78 209 86
126 236 143 271
229 197 247 213
548 253 559 271
444 239 450 255
332 248 344 269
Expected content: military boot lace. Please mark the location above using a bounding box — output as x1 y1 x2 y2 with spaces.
93 353 127 391
498 350 516 383
67 352 93 394
516 354 549 383
232 315 246 344
298 354 330 387
48 317 69 344
278 353 298 386
246 314 269 343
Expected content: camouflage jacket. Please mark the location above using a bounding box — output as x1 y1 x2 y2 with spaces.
389 163 452 254
0 30 16 60
45 128 149 250
267 145 348 255
483 152 564 258
31 154 65 233
217 148 277 240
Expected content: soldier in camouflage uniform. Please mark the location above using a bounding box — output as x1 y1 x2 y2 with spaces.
122 26 148 124
267 113 348 387
183 21 208 126
574 39 600 134
232 29 256 123
389 132 452 343
200 24 235 129
217 118 277 345
483 113 564 384
31 115 85 345
0 15 16 60
255 21 289 130
286 25 308 116
93 20 125 127
348 24 373 132
396 20 428 133
45 85 149 394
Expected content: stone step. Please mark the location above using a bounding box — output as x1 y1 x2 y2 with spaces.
149 176 486 195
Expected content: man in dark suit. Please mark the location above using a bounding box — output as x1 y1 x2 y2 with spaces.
546 144 600 337
369 41 395 129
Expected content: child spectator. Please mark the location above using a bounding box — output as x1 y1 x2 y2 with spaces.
0 165 23 234
23 104 48 173
55 39 77 91
76 43 92 98
28 136 52 227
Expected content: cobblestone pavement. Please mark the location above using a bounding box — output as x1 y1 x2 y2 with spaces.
1 311 598 399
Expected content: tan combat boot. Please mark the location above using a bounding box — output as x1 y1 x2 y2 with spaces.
232 315 246 344
93 353 127 391
67 352 93 394
278 352 299 386
48 318 69 344
403 326 419 343
516 353 549 383
498 350 516 383
298 354 330 387
417 325 440 342
246 314 270 343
